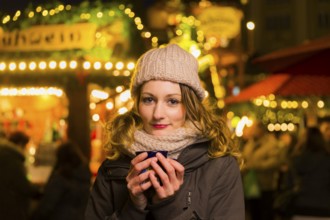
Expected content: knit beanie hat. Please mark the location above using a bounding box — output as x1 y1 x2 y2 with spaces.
130 44 205 101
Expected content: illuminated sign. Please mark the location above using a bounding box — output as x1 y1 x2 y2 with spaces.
0 23 97 51
197 6 242 39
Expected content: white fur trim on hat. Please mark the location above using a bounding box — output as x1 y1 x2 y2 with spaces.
130 44 205 101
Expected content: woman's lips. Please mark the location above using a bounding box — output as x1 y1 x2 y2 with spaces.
152 124 168 129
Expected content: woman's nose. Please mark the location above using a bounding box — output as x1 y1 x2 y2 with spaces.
153 103 165 119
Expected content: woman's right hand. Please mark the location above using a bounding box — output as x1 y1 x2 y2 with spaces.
126 152 157 210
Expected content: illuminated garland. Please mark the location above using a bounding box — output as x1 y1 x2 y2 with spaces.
0 1 157 62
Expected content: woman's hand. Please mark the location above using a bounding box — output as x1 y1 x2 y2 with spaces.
126 152 157 210
149 152 185 204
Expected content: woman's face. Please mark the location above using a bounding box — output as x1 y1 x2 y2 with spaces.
138 80 186 136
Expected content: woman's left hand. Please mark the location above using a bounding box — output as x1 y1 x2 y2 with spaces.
149 152 184 204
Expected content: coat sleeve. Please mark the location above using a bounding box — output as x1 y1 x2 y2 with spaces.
84 162 148 220
207 156 245 220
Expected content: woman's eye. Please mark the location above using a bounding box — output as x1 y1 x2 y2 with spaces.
141 97 154 103
168 99 180 105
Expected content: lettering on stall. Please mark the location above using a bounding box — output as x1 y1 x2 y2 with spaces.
0 23 97 51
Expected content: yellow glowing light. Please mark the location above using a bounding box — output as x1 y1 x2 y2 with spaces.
281 123 288 131
108 11 115 16
58 5 64 11
118 107 128 115
9 62 16 71
93 62 102 70
124 8 131 14
59 61 67 69
115 62 124 70
29 147 36 155
18 62 27 70
281 101 288 109
268 94 275 100
263 99 270 107
134 17 141 24
113 70 120 76
0 87 63 96
0 62 5 71
119 90 131 102
119 4 125 10
123 70 131 76
89 103 96 110
36 6 42 13
83 61 91 70
270 101 277 108
65 5 71 11
69 61 77 69
176 30 183 36
91 90 109 100
137 24 144 30
39 61 47 70
129 12 135 18
106 101 114 110
127 62 135 70
246 21 255 30
317 100 325 108
144 32 151 38
28 12 34 18
274 123 281 131
217 100 225 109
49 61 57 69
47 87 63 97
115 86 124 93
268 123 275 132
15 11 21 17
151 37 158 43
42 10 48 16
29 62 37 70
301 101 309 108
235 116 253 137
92 114 100 122
49 9 55 16
105 62 113 70
96 12 103 18
292 101 298 109
226 111 235 119
288 123 295 131
190 45 201 58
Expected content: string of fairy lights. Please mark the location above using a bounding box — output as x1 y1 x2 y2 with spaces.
0 2 217 124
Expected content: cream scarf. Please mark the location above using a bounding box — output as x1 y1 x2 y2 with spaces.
126 122 206 159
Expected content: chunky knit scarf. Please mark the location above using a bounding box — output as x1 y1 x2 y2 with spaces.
126 122 206 159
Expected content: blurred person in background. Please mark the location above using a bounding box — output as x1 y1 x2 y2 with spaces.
290 127 330 220
30 140 91 220
277 131 298 191
318 116 330 153
0 130 41 220
242 120 282 220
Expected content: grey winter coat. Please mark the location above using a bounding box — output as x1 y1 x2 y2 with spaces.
85 141 245 220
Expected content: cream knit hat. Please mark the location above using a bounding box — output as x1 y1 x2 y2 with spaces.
130 44 205 101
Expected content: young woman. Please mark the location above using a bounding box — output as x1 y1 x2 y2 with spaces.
85 44 244 220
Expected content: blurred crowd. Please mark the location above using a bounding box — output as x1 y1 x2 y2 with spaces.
0 130 91 220
241 116 330 220
0 114 329 220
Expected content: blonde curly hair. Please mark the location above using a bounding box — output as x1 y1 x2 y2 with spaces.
104 84 242 167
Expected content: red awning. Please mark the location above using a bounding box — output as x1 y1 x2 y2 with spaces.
225 74 330 104
225 35 330 104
